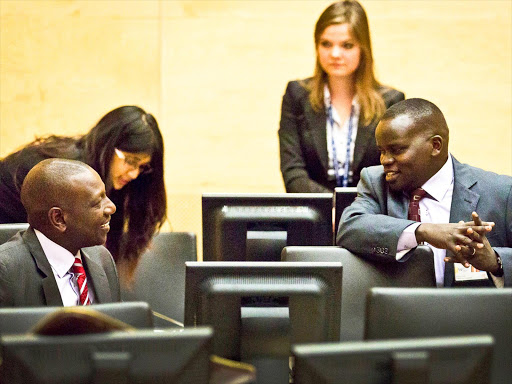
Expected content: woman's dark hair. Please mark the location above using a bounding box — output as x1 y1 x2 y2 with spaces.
17 106 167 268
76 106 167 265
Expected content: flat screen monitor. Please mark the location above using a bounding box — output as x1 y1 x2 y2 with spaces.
332 187 357 244
0 302 154 335
202 193 333 261
365 287 512 384
292 335 494 384
0 327 212 384
184 261 342 384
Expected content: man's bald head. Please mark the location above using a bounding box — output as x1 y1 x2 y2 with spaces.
379 98 450 146
21 159 95 227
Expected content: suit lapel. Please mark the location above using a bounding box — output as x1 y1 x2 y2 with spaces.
444 158 480 286
305 102 329 171
81 249 112 304
22 228 63 306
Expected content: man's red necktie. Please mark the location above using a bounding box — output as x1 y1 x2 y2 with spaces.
408 188 427 222
72 257 91 305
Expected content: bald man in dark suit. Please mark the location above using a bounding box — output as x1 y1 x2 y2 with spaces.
0 158 120 306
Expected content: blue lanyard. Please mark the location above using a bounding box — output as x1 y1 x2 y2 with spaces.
328 103 355 187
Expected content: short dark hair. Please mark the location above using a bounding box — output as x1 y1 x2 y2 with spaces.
381 98 449 139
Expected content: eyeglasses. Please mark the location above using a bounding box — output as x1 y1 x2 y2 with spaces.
114 148 153 175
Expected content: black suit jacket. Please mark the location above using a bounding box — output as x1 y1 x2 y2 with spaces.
0 227 121 306
278 79 405 192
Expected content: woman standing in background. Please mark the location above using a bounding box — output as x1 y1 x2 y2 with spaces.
279 0 404 193
0 105 167 282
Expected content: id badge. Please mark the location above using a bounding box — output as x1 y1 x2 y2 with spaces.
454 263 488 281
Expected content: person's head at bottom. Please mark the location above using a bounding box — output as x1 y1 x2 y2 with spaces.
20 158 116 255
375 98 450 194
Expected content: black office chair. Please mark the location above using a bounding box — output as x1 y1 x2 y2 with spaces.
0 223 29 245
121 232 197 327
281 245 436 341
0 301 154 335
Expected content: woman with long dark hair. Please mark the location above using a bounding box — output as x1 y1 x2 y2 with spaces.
279 0 405 192
0 105 166 279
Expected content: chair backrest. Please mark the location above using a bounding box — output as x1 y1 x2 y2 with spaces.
0 223 29 245
281 245 436 341
121 232 197 327
365 287 512 384
0 301 154 335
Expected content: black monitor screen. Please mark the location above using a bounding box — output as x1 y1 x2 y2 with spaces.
333 187 357 244
184 261 342 383
365 287 512 384
0 327 212 384
293 335 494 384
202 193 333 261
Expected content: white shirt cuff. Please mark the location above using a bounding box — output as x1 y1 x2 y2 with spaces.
396 223 421 261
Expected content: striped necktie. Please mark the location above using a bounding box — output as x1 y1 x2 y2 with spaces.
408 188 427 222
72 257 91 305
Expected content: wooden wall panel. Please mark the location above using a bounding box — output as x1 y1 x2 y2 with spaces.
1 0 510 259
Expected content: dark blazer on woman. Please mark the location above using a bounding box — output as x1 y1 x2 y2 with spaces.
0 227 121 307
278 79 405 193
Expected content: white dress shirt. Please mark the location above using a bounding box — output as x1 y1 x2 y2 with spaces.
396 154 504 288
324 86 360 183
34 229 94 306
397 155 454 287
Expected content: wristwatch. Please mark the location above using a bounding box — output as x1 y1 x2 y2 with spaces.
494 253 504 277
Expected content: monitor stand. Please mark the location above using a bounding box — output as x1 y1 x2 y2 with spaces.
240 307 290 384
246 230 287 262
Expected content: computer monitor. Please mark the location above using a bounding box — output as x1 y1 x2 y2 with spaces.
365 287 512 384
0 302 154 335
202 193 333 261
184 261 342 384
0 327 213 384
332 187 357 243
292 335 494 384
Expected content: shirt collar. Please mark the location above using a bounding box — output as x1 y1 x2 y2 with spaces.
422 153 454 202
34 229 80 278
323 85 360 123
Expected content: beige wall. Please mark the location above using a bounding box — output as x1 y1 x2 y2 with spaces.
1 0 511 259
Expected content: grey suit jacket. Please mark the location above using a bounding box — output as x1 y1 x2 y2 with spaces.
0 227 121 306
337 157 512 287
278 79 405 192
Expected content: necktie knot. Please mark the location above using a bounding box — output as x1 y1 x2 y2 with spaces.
411 188 427 201
408 188 427 222
72 257 85 275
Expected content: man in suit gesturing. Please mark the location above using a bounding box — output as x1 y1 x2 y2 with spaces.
337 98 511 287
0 158 121 306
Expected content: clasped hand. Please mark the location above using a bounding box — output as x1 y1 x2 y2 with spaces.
416 212 499 273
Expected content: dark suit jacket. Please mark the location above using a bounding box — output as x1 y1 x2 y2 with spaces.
336 157 512 287
0 227 121 306
278 79 405 192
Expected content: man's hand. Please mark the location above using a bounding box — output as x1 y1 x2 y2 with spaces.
443 212 500 273
415 213 493 258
